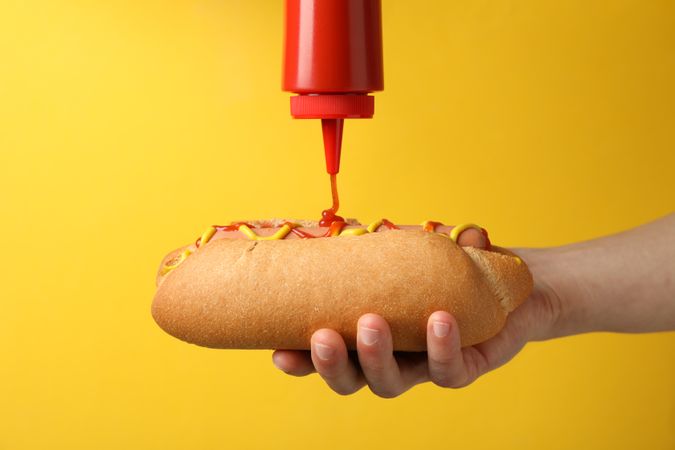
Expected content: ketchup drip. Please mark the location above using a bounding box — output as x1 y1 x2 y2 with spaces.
196 222 254 247
423 221 442 233
289 220 347 239
319 173 344 226
381 219 400 230
214 222 255 232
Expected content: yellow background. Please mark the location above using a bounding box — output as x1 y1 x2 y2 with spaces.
1 1 674 449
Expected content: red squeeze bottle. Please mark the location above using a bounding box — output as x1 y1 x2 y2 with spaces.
283 0 384 175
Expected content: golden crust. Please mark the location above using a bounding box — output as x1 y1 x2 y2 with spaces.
463 246 533 312
151 230 533 351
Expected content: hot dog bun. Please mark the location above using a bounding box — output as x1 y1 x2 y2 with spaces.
151 223 532 351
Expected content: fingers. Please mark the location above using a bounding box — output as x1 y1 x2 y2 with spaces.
356 314 411 398
426 311 470 388
275 312 490 396
310 328 366 395
272 350 315 377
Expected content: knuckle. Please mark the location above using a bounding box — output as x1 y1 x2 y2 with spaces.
431 372 469 389
318 366 345 381
314 355 347 375
430 354 454 366
452 377 473 389
363 362 388 374
359 356 389 374
332 385 360 396
431 375 453 388
316 356 340 370
369 385 401 399
358 343 385 358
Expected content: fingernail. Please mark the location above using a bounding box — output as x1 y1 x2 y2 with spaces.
359 326 380 346
433 321 450 338
314 343 334 361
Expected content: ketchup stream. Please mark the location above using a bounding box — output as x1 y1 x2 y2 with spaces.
290 220 347 239
319 173 344 226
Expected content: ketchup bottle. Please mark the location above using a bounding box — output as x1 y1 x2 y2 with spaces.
283 0 384 175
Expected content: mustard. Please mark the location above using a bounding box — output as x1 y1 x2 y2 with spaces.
339 227 369 237
366 219 383 233
199 226 217 247
238 223 296 240
161 248 193 275
449 223 482 243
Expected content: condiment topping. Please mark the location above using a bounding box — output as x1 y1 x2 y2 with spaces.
162 219 493 275
319 174 344 226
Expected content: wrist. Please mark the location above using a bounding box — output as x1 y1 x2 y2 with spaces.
515 214 675 340
515 246 590 340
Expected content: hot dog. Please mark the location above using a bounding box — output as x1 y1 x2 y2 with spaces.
151 218 532 351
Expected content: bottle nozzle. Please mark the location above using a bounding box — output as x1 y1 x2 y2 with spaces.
321 118 344 175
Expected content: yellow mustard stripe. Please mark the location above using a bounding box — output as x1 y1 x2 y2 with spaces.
238 223 296 240
161 248 193 275
199 226 217 246
366 219 383 233
339 227 369 237
449 223 482 242
514 256 522 265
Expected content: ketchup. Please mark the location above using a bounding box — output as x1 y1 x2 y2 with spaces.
289 220 347 239
423 221 442 233
319 173 344 226
381 219 400 230
196 222 254 247
214 222 255 232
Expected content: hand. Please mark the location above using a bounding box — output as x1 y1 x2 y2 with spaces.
272 249 563 397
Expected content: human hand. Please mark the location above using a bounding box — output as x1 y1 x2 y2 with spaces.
272 249 563 397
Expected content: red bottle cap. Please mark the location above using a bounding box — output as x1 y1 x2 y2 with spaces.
290 95 374 119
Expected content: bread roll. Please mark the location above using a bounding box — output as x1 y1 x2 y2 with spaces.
151 229 532 351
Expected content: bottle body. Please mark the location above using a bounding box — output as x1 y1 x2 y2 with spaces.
283 0 383 94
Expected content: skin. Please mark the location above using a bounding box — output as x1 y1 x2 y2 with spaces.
272 213 675 397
